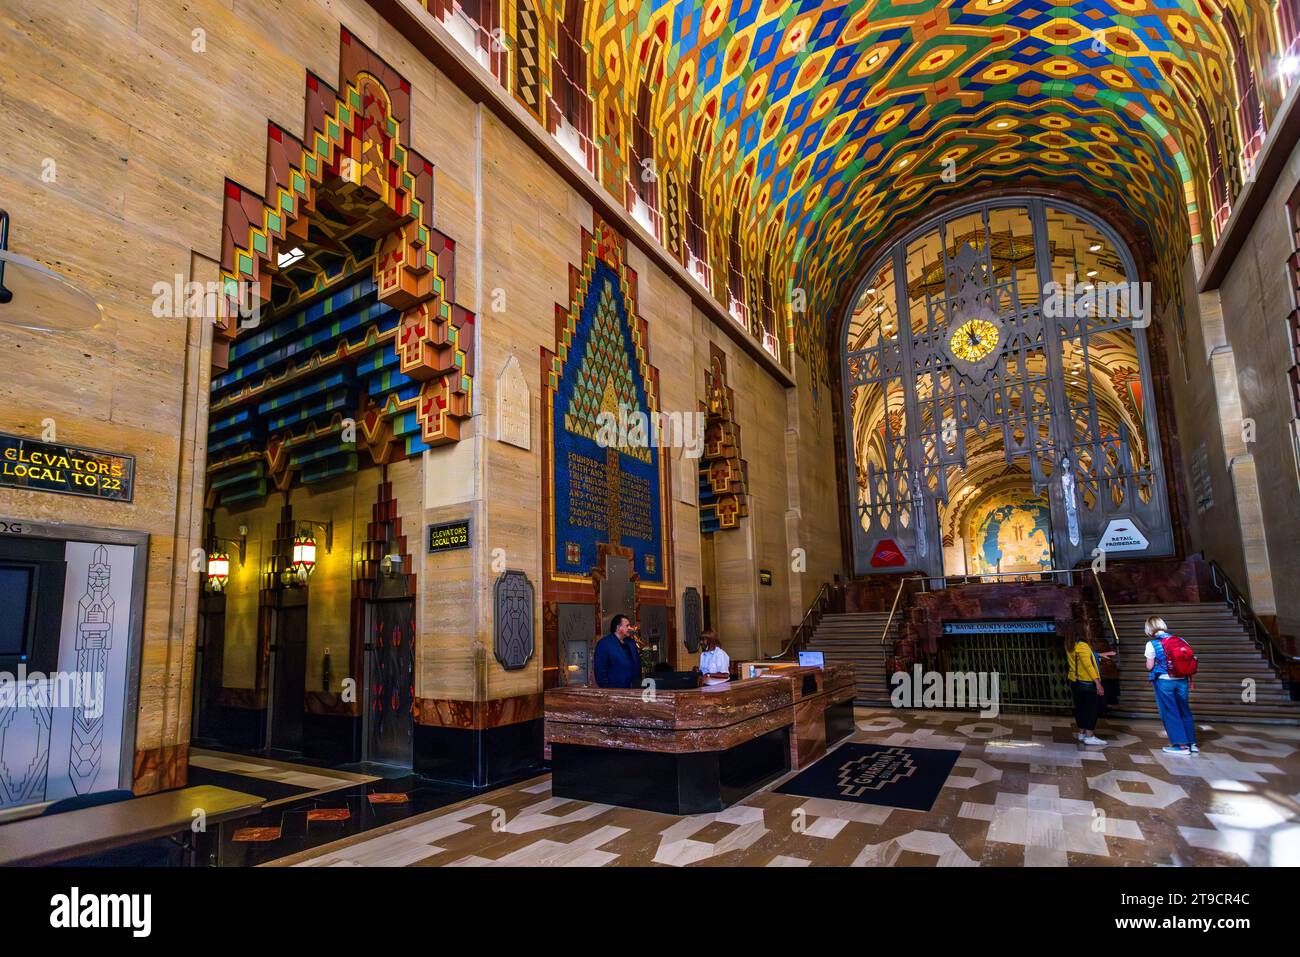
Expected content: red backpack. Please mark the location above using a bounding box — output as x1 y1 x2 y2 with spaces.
1159 634 1199 678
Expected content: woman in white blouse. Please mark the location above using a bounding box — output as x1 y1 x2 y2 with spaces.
697 630 731 685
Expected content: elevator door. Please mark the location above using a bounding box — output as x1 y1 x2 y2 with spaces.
363 599 415 768
269 603 308 752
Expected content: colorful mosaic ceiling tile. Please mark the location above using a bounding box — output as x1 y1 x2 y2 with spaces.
494 0 1282 380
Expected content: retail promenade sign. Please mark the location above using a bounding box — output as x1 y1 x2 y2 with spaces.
0 432 134 502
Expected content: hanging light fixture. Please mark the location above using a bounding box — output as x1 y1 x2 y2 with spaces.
204 526 246 593
206 551 230 592
291 528 317 580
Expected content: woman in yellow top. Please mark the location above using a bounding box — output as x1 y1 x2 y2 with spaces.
1066 637 1115 746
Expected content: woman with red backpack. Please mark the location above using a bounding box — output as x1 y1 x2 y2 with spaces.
1144 616 1199 754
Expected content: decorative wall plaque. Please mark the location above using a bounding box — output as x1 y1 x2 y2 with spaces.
496 354 531 450
493 570 534 671
1191 442 1213 513
682 586 703 654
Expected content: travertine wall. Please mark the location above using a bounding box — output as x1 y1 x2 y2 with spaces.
0 0 841 789
1168 137 1300 638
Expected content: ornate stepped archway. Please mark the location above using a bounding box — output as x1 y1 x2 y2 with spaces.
216 27 474 467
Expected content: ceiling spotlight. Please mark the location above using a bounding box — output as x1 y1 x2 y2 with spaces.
1088 243 1102 252
277 247 306 268
1086 269 1098 277
994 120 1011 129
867 53 880 65
875 305 885 313
867 286 876 294
898 157 910 168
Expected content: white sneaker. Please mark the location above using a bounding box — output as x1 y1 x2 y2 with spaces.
1081 736 1107 746
1162 745 1189 755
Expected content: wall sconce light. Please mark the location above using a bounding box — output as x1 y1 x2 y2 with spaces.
289 519 333 582
0 209 13 305
205 526 247 593
206 551 230 592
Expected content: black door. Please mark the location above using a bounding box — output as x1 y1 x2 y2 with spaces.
192 593 225 744
269 601 308 752
363 599 415 767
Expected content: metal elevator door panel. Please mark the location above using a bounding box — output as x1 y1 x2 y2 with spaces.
269 604 308 752
363 599 415 768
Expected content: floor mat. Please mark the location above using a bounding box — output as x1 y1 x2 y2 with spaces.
775 743 960 811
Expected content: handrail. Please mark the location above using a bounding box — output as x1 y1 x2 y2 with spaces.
1208 560 1300 676
1092 567 1121 650
879 575 915 644
919 567 1077 589
768 580 831 660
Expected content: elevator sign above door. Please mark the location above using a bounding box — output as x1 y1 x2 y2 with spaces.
0 432 134 502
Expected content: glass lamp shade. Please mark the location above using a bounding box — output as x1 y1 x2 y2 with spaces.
207 551 230 592
291 532 317 578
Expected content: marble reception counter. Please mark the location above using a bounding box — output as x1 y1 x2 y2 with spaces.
543 663 855 814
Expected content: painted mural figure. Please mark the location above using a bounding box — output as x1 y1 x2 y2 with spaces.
970 502 1053 576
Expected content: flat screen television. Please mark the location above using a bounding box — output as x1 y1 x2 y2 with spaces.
0 537 66 673
0 564 37 658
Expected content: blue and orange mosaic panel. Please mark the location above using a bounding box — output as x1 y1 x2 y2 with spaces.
546 219 670 588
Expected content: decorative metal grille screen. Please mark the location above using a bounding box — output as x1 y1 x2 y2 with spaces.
943 632 1073 713
842 198 1172 576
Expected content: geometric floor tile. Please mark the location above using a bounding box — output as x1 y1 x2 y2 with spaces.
1086 770 1189 809
267 707 1300 868
851 829 977 867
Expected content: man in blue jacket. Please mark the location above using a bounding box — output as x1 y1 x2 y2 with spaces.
594 614 642 688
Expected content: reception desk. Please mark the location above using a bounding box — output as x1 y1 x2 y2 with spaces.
544 663 855 814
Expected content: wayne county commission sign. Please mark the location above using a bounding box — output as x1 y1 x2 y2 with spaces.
0 433 134 502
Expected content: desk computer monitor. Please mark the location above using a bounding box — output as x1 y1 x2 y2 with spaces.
797 651 825 669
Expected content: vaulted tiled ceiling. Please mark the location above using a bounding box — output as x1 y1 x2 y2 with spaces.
527 0 1278 378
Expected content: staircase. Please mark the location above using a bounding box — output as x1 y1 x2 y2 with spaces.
805 611 897 706
1108 602 1300 722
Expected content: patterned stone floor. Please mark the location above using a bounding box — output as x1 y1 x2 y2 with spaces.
268 708 1300 867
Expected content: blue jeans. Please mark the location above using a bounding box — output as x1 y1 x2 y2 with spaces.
1152 678 1196 746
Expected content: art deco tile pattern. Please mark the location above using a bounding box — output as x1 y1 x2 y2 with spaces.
271 707 1300 867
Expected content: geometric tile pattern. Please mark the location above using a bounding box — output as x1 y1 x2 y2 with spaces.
427 1 1286 384
271 707 1300 867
